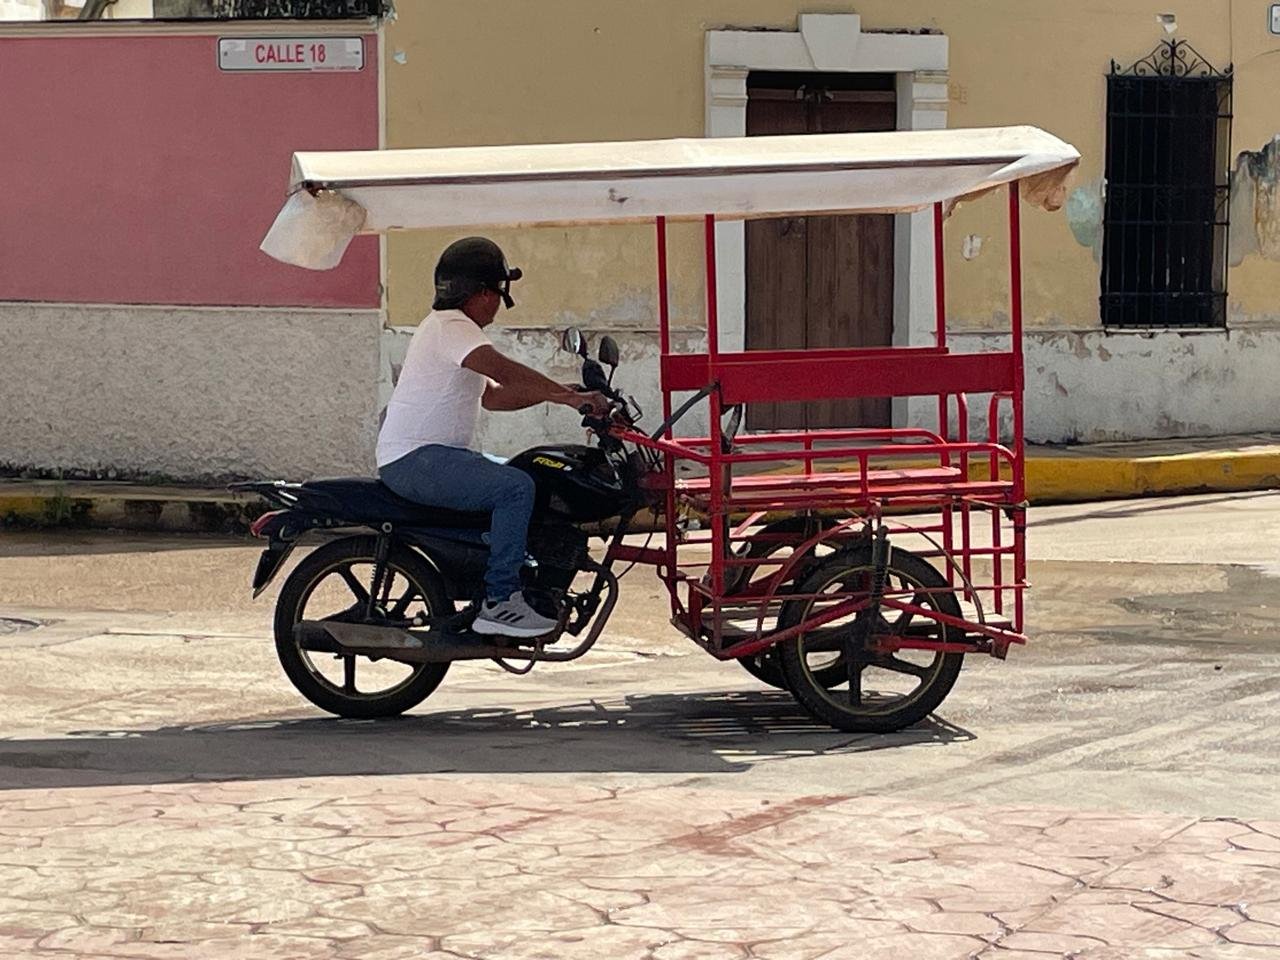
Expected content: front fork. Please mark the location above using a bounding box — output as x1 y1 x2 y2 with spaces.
844 524 891 706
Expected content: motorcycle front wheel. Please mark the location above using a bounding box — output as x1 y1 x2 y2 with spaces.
273 536 452 719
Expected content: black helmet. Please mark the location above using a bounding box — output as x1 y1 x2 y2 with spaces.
433 237 523 310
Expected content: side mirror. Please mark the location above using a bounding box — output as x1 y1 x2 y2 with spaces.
560 327 587 357
598 335 620 368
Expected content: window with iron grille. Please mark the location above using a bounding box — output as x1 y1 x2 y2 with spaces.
1102 40 1233 328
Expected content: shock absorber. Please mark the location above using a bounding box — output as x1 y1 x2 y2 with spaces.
844 523 891 707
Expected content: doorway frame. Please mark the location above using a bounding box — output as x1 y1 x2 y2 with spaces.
705 13 948 378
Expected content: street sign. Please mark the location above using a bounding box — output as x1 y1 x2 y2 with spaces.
218 37 365 72
1272 4 1280 35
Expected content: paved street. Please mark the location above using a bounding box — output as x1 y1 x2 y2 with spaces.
2 492 1279 958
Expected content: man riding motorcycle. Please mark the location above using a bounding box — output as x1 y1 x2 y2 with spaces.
375 237 609 639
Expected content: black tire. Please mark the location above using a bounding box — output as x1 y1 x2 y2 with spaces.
776 545 964 733
731 516 847 691
273 536 452 719
737 650 788 689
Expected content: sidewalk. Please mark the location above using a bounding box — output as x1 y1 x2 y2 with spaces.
3 433 1279 533
4 776 1277 960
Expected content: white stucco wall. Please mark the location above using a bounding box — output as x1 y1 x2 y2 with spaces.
917 324 1280 444
9 305 1280 485
1 304 382 481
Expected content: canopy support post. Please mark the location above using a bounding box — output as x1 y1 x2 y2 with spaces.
1007 183 1024 500
656 216 673 433
704 214 725 600
934 199 950 453
1008 180 1026 633
933 201 947 349
655 215 680 619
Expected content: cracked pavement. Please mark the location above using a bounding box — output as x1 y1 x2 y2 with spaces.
2 492 1280 958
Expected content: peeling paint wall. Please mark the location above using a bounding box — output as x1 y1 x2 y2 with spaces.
1065 179 1105 262
1230 137 1280 265
8 305 1280 484
919 326 1280 445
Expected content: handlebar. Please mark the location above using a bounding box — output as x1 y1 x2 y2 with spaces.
576 393 632 435
570 353 639 440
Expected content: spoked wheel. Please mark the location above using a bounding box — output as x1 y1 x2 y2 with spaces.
729 516 847 691
273 536 452 719
776 545 964 733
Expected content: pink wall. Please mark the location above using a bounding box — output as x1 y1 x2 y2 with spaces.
0 31 380 308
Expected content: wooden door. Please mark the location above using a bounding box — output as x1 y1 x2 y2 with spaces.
745 75 897 430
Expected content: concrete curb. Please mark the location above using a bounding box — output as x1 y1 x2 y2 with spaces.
0 481 266 534
4 437 1278 533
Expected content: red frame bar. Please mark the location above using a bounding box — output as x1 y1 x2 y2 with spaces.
1008 181 1027 630
1009 183 1026 503
656 216 672 428
655 215 680 618
704 214 725 597
664 350 1017 404
934 201 947 348
662 345 946 392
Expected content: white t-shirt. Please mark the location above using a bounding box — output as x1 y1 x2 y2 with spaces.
376 309 492 466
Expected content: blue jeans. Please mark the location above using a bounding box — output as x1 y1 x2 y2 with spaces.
380 444 534 601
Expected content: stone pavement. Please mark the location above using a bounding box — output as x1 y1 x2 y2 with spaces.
2 779 1279 959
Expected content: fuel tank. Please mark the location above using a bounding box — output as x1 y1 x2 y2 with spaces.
507 444 630 523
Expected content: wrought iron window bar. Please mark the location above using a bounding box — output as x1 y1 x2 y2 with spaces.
1101 39 1233 329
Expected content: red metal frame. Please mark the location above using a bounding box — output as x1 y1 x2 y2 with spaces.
613 185 1030 660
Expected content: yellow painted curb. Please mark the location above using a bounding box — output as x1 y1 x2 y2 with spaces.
0 496 54 522
1016 450 1280 503
0 488 261 532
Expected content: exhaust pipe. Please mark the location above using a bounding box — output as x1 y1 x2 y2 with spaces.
295 566 620 666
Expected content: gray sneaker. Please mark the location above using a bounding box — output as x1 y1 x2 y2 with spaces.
472 592 559 639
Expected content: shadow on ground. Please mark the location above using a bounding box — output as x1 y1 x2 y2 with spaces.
0 690 975 790
1028 490 1274 528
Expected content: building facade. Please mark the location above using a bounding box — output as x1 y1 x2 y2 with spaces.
4 2 1280 480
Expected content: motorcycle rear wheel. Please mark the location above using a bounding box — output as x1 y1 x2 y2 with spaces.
273 536 452 719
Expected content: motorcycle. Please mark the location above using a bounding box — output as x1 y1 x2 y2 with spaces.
233 330 665 719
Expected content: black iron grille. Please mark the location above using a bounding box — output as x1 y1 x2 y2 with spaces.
208 0 388 17
1101 40 1232 328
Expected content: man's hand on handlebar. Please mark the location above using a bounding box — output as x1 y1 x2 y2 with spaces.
567 389 610 418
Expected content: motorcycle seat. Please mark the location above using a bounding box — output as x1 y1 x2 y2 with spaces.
291 477 491 529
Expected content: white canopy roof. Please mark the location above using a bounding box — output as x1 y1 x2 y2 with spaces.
261 125 1079 270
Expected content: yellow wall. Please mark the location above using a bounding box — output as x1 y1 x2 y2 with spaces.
384 1 1280 332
